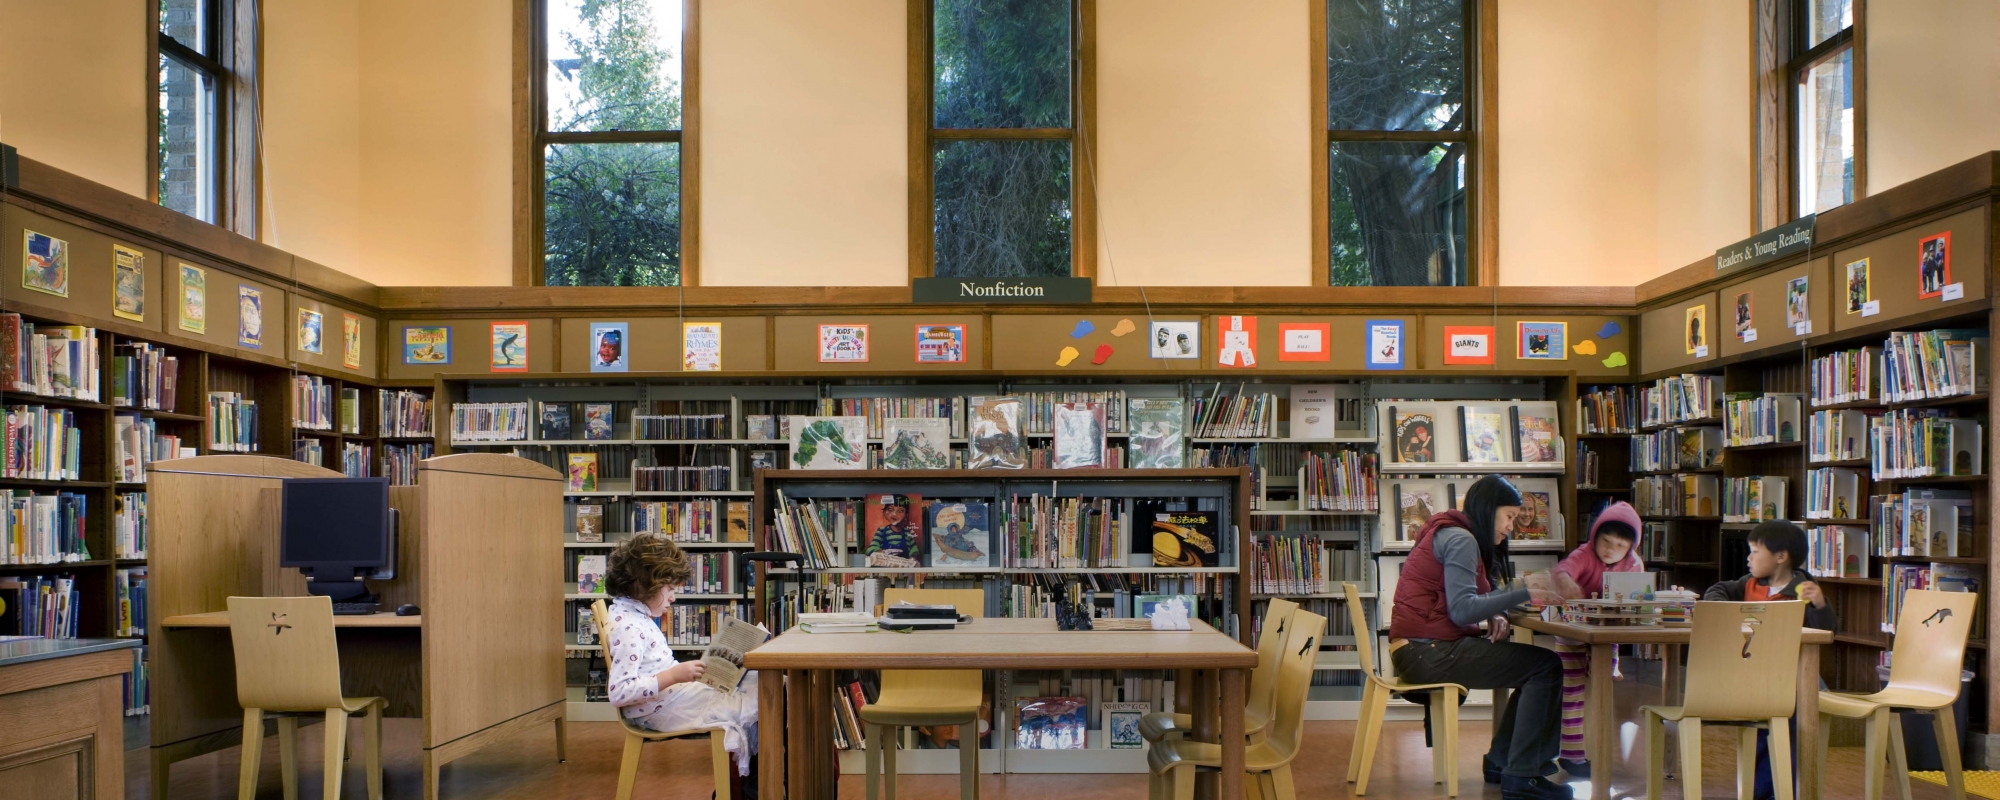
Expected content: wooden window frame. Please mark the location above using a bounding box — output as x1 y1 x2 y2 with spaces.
908 0 1097 282
148 0 260 235
514 0 702 287
1754 0 1864 229
1310 0 1496 287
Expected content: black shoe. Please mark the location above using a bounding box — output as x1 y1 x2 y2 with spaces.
1559 758 1591 779
1484 756 1504 784
1501 775 1574 800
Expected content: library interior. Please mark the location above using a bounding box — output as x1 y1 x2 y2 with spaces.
1 1 1998 799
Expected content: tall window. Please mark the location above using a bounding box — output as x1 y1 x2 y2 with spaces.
1791 0 1858 215
1322 0 1474 287
157 0 225 224
920 0 1088 279
535 0 691 286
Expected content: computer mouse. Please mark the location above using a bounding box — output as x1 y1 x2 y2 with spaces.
395 604 421 616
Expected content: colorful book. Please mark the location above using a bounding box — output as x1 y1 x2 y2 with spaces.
583 403 615 441
539 402 572 440
1127 397 1185 469
567 453 599 492
576 555 606 594
862 494 924 566
927 502 991 567
966 397 1025 469
881 417 951 470
1052 402 1107 469
574 504 604 543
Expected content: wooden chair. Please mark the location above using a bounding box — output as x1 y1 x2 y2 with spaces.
589 600 735 800
225 595 386 800
1819 588 1978 800
1146 609 1326 800
1642 600 1808 800
864 588 987 800
1139 598 1297 749
1342 581 1467 796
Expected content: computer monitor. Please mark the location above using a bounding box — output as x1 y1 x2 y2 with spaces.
280 477 397 602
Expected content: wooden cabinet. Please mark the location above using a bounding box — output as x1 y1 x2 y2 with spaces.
0 642 137 800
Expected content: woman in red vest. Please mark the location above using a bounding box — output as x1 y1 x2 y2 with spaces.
1388 475 1568 800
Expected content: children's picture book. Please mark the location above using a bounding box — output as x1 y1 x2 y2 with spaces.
1511 402 1560 463
683 321 722 371
1103 701 1154 749
582 402 615 440
491 321 528 372
112 244 146 321
178 263 207 334
699 616 771 694
22 230 70 297
863 494 925 566
1733 291 1753 340
746 415 776 440
1785 276 1810 329
1052 402 1107 469
590 322 628 372
576 554 606 593
749 450 778 472
881 417 951 469
567 453 599 492
966 396 1025 469
1390 405 1439 463
1149 510 1219 568
1918 231 1952 299
726 501 752 543
789 416 867 469
1127 397 1186 469
297 308 323 354
1015 697 1088 750
928 501 991 567
1215 315 1257 368
817 324 869 363
1392 481 1447 543
1516 321 1566 360
540 402 572 440
238 286 264 348
1149 320 1199 359
1512 478 1560 541
914 324 965 363
573 504 604 543
402 325 449 365
1846 257 1871 313
342 313 362 369
576 607 598 645
1459 404 1512 463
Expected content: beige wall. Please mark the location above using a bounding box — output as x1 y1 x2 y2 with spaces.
1094 0 1311 286
1653 0 1751 274
0 0 148 198
1867 0 2000 194
699 0 907 287
262 0 363 272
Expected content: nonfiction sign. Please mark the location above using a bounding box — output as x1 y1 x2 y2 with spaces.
1716 214 1815 273
912 276 1093 304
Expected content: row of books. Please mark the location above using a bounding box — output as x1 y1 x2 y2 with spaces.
115 414 190 482
1640 374 1723 427
0 574 81 637
1003 496 1160 570
1297 450 1379 511
452 402 530 441
583 602 750 648
293 375 334 430
762 572 1234 631
1723 393 1801 446
1383 402 1562 464
341 442 372 478
1720 476 1788 523
382 442 431 487
206 392 260 452
1249 537 1362 595
1883 563 1981 635
632 414 728 440
1810 346 1880 406
379 390 434 437
1633 474 1719 518
1880 329 1987 403
338 388 364 434
294 438 322 466
623 500 754 543
0 316 100 401
1577 385 1641 435
1190 387 1277 438
3 490 90 564
1803 468 1863 520
2 405 83 480
538 402 618 442
1576 442 1605 488
115 492 147 559
124 646 150 716
1018 391 1129 435
1804 525 1869 579
1873 489 1973 559
574 549 740 595
631 465 732 492
1808 408 1875 463
111 342 179 411
115 566 147 637
1630 426 1721 472
1870 409 1982 479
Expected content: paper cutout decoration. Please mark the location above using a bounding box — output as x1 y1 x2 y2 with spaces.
1277 322 1330 362
1441 325 1494 365
1573 340 1599 356
1070 320 1095 338
1516 321 1567 361
1597 321 1621 338
1602 351 1628 368
1216 315 1257 368
1091 344 1113 365
1365 320 1404 370
1056 346 1080 367
1111 319 1136 337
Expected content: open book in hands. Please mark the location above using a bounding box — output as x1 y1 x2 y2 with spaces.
699 615 771 694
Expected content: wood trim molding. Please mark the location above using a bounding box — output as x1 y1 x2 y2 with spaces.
1850 0 1867 202
680 0 701 286
512 0 536 287
1072 0 1097 283
1474 0 1499 286
1752 0 1786 232
226 0 260 238
145 12 162 208
1307 0 1328 287
906 0 933 282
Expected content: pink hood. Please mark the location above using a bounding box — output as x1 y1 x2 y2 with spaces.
1554 501 1644 597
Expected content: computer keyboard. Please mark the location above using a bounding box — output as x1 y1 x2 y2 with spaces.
332 602 381 616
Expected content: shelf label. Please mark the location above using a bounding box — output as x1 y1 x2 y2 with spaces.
1693 345 1709 358
1742 329 1758 343
1794 320 1812 336
1861 300 1881 317
1942 283 1965 301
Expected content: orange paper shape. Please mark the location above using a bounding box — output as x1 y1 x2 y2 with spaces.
1441 325 1495 365
1215 315 1258 368
1277 323 1330 362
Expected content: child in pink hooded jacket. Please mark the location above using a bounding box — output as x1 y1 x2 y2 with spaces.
1547 501 1644 778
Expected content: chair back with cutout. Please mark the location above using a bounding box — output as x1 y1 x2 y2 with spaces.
1342 583 1378 681
1249 598 1300 721
880 588 987 699
1682 600 1806 720
1886 588 1978 701
226 595 347 712
1263 609 1326 762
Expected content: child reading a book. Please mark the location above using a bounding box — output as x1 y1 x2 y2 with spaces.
1703 520 1837 800
1547 501 1645 778
604 534 760 788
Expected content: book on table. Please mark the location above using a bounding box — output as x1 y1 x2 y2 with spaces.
798 611 879 633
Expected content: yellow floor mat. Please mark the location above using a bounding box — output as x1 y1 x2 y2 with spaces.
1911 771 2000 799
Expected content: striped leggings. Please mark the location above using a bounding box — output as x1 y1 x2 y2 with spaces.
1554 642 1591 761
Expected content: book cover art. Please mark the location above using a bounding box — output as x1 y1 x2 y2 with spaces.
576 554 606 594
1515 490 1553 540
881 417 951 470
402 325 449 365
1014 697 1088 750
1918 231 1952 299
297 308 323 355
966 397 1025 469
1392 408 1438 463
1395 483 1442 542
22 230 69 298
567 453 599 492
540 402 572 440
1128 397 1186 469
1516 321 1566 360
1733 291 1754 340
574 504 604 543
1460 406 1510 463
112 244 145 321
682 321 722 372
583 403 615 441
914 324 965 363
1150 511 1219 568
927 502 990 567
239 286 264 348
746 415 775 441
1513 404 1559 462
1846 257 1871 313
589 323 628 372
790 416 866 469
749 450 778 472
341 313 362 369
863 493 925 566
491 321 528 372
726 501 752 543
1103 701 1153 749
178 263 206 333
1786 276 1810 329
575 607 597 645
1052 402 1107 469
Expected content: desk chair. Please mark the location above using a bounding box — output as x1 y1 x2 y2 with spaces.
589 600 735 800
1342 581 1468 796
1819 588 1977 800
1139 598 1297 747
865 588 987 800
1643 600 1807 800
225 596 386 800
1147 609 1325 800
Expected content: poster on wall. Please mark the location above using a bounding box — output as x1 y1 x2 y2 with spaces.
1149 320 1199 359
1918 231 1952 299
297 308 324 355
1732 291 1753 341
178 264 206 334
238 286 264 349
1516 321 1567 361
1441 325 1493 365
818 324 870 363
342 314 363 369
1684 305 1707 356
1785 277 1810 331
403 325 449 365
491 321 529 372
112 245 145 322
1215 315 1257 368
589 322 628 372
914 324 966 364
21 231 69 298
1277 322 1329 362
1845 258 1870 313
683 322 722 371
1364 320 1404 370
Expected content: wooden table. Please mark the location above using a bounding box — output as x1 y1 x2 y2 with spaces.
1508 614 1835 800
742 617 1258 800
0 638 139 800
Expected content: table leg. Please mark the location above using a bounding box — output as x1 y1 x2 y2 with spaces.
1221 668 1246 800
1796 645 1822 800
1195 670 1218 800
1588 644 1615 800
786 669 807 800
760 668 786 800
1663 644 1683 779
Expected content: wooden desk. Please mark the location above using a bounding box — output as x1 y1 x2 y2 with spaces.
163 611 421 627
743 618 1258 800
0 638 139 800
1508 615 1835 800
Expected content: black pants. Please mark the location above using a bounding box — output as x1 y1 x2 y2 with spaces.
1390 636 1563 778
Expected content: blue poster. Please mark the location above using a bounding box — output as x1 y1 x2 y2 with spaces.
1364 319 1404 370
589 322 629 372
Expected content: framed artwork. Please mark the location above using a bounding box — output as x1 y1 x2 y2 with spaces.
403 325 450 365
589 322 628 372
237 285 264 348
1277 322 1330 362
296 308 324 354
342 313 363 369
1365 320 1404 370
1732 291 1753 340
1516 321 1567 360
21 231 69 298
1441 325 1493 365
1215 315 1257 368
1845 258 1870 313
1918 231 1951 299
1684 305 1707 355
491 321 528 372
177 263 207 333
1785 277 1809 329
112 244 145 321
683 322 722 371
914 324 966 364
818 324 869 363
1149 320 1199 359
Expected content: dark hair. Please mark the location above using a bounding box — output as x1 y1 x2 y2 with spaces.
1594 521 1637 542
1748 520 1810 571
606 534 692 601
1461 475 1524 582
